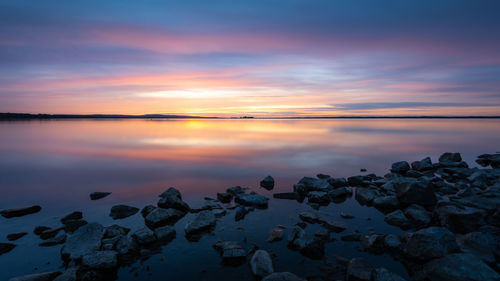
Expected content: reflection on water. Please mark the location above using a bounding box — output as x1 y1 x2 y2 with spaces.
0 118 499 280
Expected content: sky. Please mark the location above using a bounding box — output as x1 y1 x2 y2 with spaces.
1 0 500 117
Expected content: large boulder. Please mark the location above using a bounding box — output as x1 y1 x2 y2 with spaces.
423 253 500 281
476 153 500 168
262 272 305 281
384 210 410 229
347 258 374 281
411 157 433 171
391 161 410 174
328 177 348 188
355 188 380 205
404 204 431 227
145 208 185 229
132 227 156 245
250 250 274 278
61 223 104 261
307 191 330 204
109 205 139 219
436 204 487 233
297 177 331 191
394 179 436 207
157 187 190 212
235 193 269 208
403 227 459 261
456 232 497 264
154 225 176 243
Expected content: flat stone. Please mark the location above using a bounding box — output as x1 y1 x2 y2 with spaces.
185 210 216 236
1 205 41 218
145 208 185 229
235 193 269 208
61 223 104 261
109 205 139 219
213 241 246 264
132 227 156 245
217 192 233 203
8 271 61 281
318 218 346 233
250 250 274 277
89 192 111 200
33 226 50 235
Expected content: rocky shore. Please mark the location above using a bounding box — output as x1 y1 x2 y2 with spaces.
1 152 500 281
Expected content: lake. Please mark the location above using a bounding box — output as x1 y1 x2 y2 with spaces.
0 118 499 280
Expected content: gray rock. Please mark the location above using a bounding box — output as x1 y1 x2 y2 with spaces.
411 157 433 171
82 250 118 269
61 223 104 261
328 187 351 198
235 206 251 221
262 272 305 281
391 161 410 174
226 186 245 196
213 241 246 263
297 177 331 191
132 227 156 245
157 187 190 212
89 192 111 200
0 242 16 255
348 176 365 186
476 153 500 168
318 218 346 233
307 191 330 204
217 192 233 203
394 179 437 207
250 250 274 277
456 232 496 264
40 227 64 240
423 253 500 281
235 193 269 208
141 205 156 218
1 205 41 218
109 205 139 219
404 204 431 227
384 234 401 249
384 210 410 229
347 258 373 281
268 228 284 242
115 235 138 255
328 177 348 188
439 152 462 163
185 210 216 236
8 271 61 281
298 211 319 223
287 228 324 259
213 209 227 218
145 208 185 229
355 188 380 205
362 235 385 254
104 224 130 238
403 226 459 261
260 175 275 190
373 196 400 213
437 204 487 234
154 225 176 243
273 192 300 200
372 268 407 281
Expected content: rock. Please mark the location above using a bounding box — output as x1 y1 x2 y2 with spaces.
109 205 139 219
82 250 118 269
39 233 66 246
60 211 82 223
154 225 176 243
362 235 385 254
104 224 130 238
145 208 185 229
307 191 330 204
287 228 324 259
61 223 104 261
372 268 406 281
404 204 431 227
63 219 87 233
260 175 275 190
394 179 437 207
456 232 496 264
273 192 300 200
317 173 331 179
226 186 245 196
355 188 379 205
318 218 346 233
328 187 351 198
436 204 487 234
268 228 284 242
347 258 374 281
53 267 78 281
403 226 459 261
33 226 50 235
191 200 223 212
7 232 27 241
348 176 365 186
341 232 362 241
297 177 331 191
115 235 138 255
213 241 246 264
8 271 62 281
328 177 348 188
391 161 410 174
185 210 216 236
89 192 111 200
383 234 401 249
1 205 41 218
340 212 355 219
235 193 269 208
423 253 500 281
373 196 400 213
132 227 156 245
157 187 190 212
476 153 500 168
217 192 233 203
0 242 16 255
384 210 410 229
213 209 227 218
141 205 156 218
411 157 433 171
250 250 274 277
235 206 252 221
315 230 329 240
439 152 462 163
262 272 305 281
298 211 319 223
40 227 64 240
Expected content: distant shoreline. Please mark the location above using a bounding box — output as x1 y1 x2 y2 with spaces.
1 113 500 120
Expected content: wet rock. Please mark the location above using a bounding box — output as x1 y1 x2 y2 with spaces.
33 226 50 235
61 223 104 261
287 227 324 259
109 205 139 219
157 187 190 212
348 176 365 186
262 272 305 281
383 234 401 249
403 226 459 261
439 152 462 163
297 177 331 191
235 206 252 221
355 188 380 205
217 192 233 203
141 205 156 218
362 235 385 254
1 205 41 218
115 235 138 255
8 271 61 281
373 196 400 213
328 187 352 198
347 258 373 281
268 228 284 242
235 193 269 208
63 219 87 233
298 211 319 223
154 225 176 243
104 224 130 238
307 191 330 204
145 208 185 229
411 157 433 171
403 204 431 227
391 161 410 174
423 253 500 281
53 267 78 281
273 192 300 200
81 250 118 269
213 241 246 264
250 250 274 277
456 232 496 264
317 173 331 179
328 177 348 188
39 233 66 246
226 186 245 196
371 268 406 281
384 210 410 229
185 210 216 237
476 153 500 168
0 242 16 255
7 232 27 241
318 218 346 233
60 211 82 224
260 175 275 190
436 204 487 234
40 227 64 240
132 227 156 245
89 192 111 200
394 179 437 207
340 212 355 219
341 232 362 242
213 209 227 218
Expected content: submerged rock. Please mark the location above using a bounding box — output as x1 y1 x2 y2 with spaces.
109 205 139 219
298 211 319 223
213 241 246 264
260 175 275 190
423 253 500 281
61 223 104 261
287 227 324 259
89 192 111 200
1 205 41 218
250 250 274 277
8 271 61 281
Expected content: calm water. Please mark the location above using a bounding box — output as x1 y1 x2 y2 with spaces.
0 119 499 280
